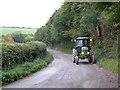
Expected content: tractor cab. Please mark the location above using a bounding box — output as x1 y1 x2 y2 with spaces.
75 37 90 53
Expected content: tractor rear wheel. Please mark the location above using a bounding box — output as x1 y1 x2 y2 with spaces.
76 56 79 65
76 61 79 65
88 55 95 64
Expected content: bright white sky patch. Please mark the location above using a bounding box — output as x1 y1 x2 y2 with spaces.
0 0 63 28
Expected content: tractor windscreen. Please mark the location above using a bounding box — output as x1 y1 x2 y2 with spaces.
76 39 89 47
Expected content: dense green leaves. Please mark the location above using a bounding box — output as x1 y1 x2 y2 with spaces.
25 35 34 42
35 2 119 60
35 2 99 48
1 52 53 85
2 41 47 70
12 31 26 43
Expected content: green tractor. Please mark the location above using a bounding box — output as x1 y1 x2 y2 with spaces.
73 37 95 64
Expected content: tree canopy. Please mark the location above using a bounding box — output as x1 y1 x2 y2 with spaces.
35 2 119 59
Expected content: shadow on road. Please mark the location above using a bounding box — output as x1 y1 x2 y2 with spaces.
79 62 89 64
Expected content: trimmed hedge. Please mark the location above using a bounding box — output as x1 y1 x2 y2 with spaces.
1 52 53 85
2 41 47 70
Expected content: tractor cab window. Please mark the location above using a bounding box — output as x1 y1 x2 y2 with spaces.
76 39 89 47
76 40 83 47
84 40 89 46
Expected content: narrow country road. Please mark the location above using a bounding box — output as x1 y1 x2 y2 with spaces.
3 49 118 88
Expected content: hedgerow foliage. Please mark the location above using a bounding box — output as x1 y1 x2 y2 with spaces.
1 52 53 85
2 41 47 70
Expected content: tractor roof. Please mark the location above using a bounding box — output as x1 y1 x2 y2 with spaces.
76 37 89 40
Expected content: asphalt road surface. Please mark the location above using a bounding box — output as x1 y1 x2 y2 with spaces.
3 49 118 88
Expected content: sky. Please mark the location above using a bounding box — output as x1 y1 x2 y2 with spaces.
0 0 64 28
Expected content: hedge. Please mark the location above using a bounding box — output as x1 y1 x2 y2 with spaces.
1 52 53 85
2 41 47 70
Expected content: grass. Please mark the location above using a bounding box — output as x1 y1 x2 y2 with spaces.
0 28 37 35
93 44 118 74
97 59 118 74
1 52 53 85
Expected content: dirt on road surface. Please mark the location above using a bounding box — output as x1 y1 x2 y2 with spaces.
3 49 118 88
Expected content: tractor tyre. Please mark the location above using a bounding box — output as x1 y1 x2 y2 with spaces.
88 55 95 64
76 57 79 65
73 57 75 63
76 61 79 65
88 56 92 63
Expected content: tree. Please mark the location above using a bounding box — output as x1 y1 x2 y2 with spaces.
3 35 13 42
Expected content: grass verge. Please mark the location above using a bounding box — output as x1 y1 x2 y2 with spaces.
0 52 53 86
54 46 118 74
97 59 118 74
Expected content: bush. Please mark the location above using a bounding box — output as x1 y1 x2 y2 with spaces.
2 41 47 70
25 35 34 42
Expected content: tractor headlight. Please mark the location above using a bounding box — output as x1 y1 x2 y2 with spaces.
82 52 84 54
87 52 90 54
